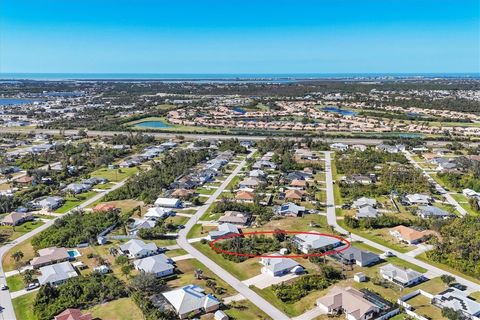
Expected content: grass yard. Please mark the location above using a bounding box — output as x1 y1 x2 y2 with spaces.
196 186 216 195
12 291 38 320
6 273 26 291
90 167 139 182
192 242 262 280
223 300 271 320
55 191 98 213
87 297 143 320
243 215 331 233
408 294 446 319
187 224 216 239
2 239 36 271
170 258 237 297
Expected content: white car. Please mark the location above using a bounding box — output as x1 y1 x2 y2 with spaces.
382 251 395 258
0 284 7 290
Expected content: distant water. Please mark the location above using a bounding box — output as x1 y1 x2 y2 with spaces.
0 98 39 106
323 107 357 116
233 107 247 114
135 120 171 128
0 73 478 82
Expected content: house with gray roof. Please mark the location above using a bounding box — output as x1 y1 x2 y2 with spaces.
334 246 380 267
380 264 424 287
275 202 306 217
293 233 343 254
133 254 175 278
417 206 451 219
162 284 220 319
207 223 240 241
352 197 377 209
119 239 159 259
38 261 78 285
433 288 480 320
260 253 304 277
33 196 64 210
356 206 378 219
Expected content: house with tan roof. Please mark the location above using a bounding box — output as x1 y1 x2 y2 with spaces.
316 286 379 320
284 189 305 201
235 190 255 202
290 179 308 189
389 225 432 245
54 309 93 320
218 211 251 226
171 188 195 199
30 247 70 268
93 203 117 213
1 211 34 226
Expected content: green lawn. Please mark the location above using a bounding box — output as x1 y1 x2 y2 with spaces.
6 273 26 292
55 191 98 213
451 193 479 216
12 291 38 320
195 186 216 195
90 167 139 182
225 300 271 320
187 224 216 239
87 297 143 320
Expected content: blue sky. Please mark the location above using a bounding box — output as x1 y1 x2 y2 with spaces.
0 0 479 73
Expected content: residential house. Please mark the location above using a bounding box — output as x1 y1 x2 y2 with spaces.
133 254 175 278
33 196 64 210
379 264 424 287
293 233 343 254
433 288 480 320
405 194 432 205
162 285 220 319
54 309 93 320
119 239 159 259
218 211 251 226
64 183 90 194
342 174 375 185
356 206 378 219
389 225 432 245
208 223 240 241
330 143 349 151
249 169 266 178
235 190 255 202
145 207 174 220
275 202 305 217
214 310 229 320
171 188 195 199
1 212 34 226
290 179 308 189
38 261 78 285
154 197 182 208
30 247 70 268
316 286 379 320
284 189 305 201
286 171 311 182
417 206 450 219
239 177 262 189
463 188 479 198
93 203 117 213
16 175 34 186
252 160 277 170
334 247 380 267
260 253 304 277
352 197 377 209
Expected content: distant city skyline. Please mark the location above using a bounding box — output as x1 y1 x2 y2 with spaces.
1 0 479 73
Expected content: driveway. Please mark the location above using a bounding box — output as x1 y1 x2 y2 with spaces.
242 272 299 289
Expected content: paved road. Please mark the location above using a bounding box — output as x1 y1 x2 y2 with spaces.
323 151 480 293
0 180 128 320
177 150 289 320
0 127 471 147
404 151 467 216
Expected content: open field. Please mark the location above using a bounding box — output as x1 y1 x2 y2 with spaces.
55 191 98 213
90 166 139 182
87 297 143 320
12 291 37 320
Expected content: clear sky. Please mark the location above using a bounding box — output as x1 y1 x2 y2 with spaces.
0 0 479 74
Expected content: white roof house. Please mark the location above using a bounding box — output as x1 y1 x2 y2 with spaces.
433 288 480 319
405 194 432 205
260 253 303 277
162 285 220 319
463 188 479 198
207 223 240 241
249 169 266 178
154 197 181 208
379 264 424 287
119 239 158 259
133 254 175 278
356 206 378 219
352 197 377 209
145 207 173 220
38 261 78 285
293 233 343 254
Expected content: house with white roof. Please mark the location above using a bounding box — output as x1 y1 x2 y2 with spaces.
405 194 432 205
330 143 349 151
154 197 182 208
356 206 378 219
38 261 78 285
463 188 479 198
249 169 266 178
275 202 305 217
162 284 220 319
293 233 343 254
133 254 175 278
433 288 480 320
352 197 377 209
119 239 159 259
379 264 424 287
207 223 240 241
260 253 304 277
145 207 173 220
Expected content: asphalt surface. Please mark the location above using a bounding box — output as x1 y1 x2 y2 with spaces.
0 127 472 147
177 150 290 320
0 180 128 320
323 151 480 293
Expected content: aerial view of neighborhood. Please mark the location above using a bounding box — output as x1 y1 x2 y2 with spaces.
1 0 479 320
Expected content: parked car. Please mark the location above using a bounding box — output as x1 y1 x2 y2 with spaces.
0 284 8 290
26 282 39 291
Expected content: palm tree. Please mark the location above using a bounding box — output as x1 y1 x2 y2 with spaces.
22 269 35 285
11 251 24 263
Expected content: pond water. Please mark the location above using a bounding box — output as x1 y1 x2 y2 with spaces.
135 120 172 128
323 107 357 116
0 98 40 106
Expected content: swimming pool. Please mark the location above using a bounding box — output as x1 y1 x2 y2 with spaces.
67 249 81 258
